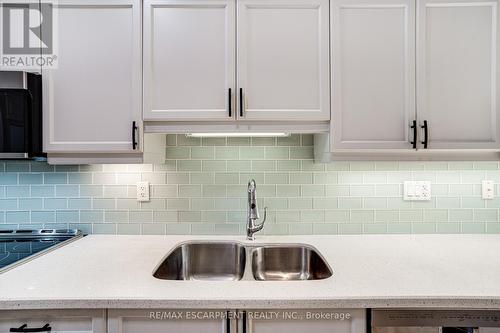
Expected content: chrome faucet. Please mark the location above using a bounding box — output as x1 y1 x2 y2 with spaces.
246 179 267 240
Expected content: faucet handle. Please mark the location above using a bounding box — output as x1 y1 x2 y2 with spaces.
260 207 267 224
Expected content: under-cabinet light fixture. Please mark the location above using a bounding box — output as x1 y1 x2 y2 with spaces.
186 132 290 138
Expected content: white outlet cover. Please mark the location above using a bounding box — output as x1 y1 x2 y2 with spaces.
136 181 150 202
482 180 495 199
403 181 431 201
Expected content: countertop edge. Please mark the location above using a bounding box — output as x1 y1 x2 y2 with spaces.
2 298 500 310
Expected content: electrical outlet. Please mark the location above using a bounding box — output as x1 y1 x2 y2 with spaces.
403 181 431 201
136 181 150 202
482 180 494 199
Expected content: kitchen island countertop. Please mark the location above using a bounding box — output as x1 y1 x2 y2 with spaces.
0 234 499 310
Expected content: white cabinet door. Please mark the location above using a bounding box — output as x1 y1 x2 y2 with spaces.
0 310 106 333
143 0 235 121
248 310 366 333
108 310 227 333
331 0 416 149
417 0 500 149
237 0 330 121
43 0 142 153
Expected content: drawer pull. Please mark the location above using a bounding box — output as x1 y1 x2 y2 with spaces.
10 324 51 333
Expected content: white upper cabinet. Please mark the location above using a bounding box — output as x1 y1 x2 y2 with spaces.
417 0 500 149
331 0 415 149
43 0 142 153
143 0 236 121
237 0 330 121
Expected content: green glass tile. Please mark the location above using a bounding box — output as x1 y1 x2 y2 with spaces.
277 160 300 171
227 137 250 146
227 160 252 172
338 198 362 209
166 223 191 234
289 223 313 235
387 223 411 234
239 147 265 159
191 147 215 159
276 211 300 223
191 224 215 234
375 210 399 222
264 173 288 184
462 222 486 233
412 222 436 234
474 209 498 222
301 134 314 146
154 211 178 223
93 223 116 234
338 172 363 184
177 134 200 146
265 147 289 159
436 222 460 233
312 198 338 209
276 185 300 197
277 134 300 146
290 147 313 159
400 209 423 222
449 209 473 221
351 210 374 223
363 223 387 234
202 211 226 223
215 147 239 159
202 137 226 146
252 160 276 172
202 185 227 197
289 198 313 209
350 185 375 196
326 185 349 196
202 160 226 172
214 223 240 235
190 172 214 184
338 223 363 234
424 209 448 222
289 172 313 184
350 162 375 171
179 211 201 222
166 147 190 159
251 137 276 146
313 223 338 234
191 198 215 210
363 198 387 209
130 211 153 223
167 198 189 210
178 185 202 197
117 224 141 235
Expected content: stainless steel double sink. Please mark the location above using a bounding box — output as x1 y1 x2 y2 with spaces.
153 242 332 281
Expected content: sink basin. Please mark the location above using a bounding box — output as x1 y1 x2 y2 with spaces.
153 242 246 281
251 245 332 281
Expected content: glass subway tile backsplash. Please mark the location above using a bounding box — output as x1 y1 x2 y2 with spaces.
1 134 500 235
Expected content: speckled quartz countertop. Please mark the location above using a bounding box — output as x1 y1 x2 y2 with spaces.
1 234 500 310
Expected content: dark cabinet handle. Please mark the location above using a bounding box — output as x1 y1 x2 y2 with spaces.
10 324 51 333
420 120 428 149
132 121 138 150
239 88 244 117
410 120 417 149
228 88 232 117
225 311 230 333
242 311 247 333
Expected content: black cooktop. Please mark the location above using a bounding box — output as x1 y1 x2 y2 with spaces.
0 229 82 270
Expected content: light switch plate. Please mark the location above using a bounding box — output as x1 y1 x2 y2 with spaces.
404 181 431 201
482 180 494 199
136 181 150 202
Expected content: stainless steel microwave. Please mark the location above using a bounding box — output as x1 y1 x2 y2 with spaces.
0 72 44 159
